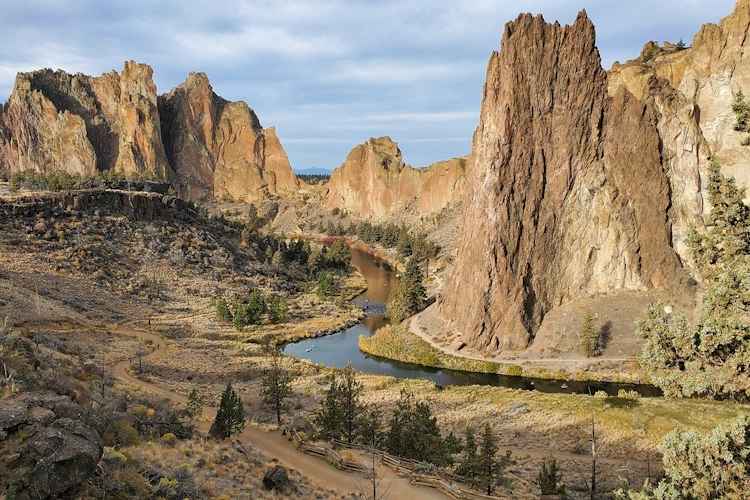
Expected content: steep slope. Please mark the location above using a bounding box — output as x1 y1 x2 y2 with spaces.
326 136 466 219
438 12 695 351
0 62 298 202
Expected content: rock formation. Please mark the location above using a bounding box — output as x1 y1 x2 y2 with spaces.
159 72 299 201
609 0 750 189
438 12 695 351
326 137 466 219
0 62 298 202
0 392 105 500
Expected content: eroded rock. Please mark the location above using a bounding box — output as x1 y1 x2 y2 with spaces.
439 11 689 351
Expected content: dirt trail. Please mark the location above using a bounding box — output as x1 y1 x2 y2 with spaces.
110 321 450 499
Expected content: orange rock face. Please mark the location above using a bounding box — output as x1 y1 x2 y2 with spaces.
0 62 298 202
326 137 466 219
438 12 690 351
159 73 300 202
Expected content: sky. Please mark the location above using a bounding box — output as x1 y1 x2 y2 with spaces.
0 0 739 172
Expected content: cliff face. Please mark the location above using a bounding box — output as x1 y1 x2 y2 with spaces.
610 0 750 189
0 62 298 202
438 12 691 351
159 72 299 201
326 137 466 219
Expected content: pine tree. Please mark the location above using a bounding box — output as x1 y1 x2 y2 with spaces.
260 352 294 426
186 389 203 419
214 382 245 438
457 423 513 494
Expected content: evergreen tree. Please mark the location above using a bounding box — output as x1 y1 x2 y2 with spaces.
186 389 203 419
317 272 334 300
638 159 750 398
215 298 232 323
232 307 247 331
339 361 363 443
386 257 427 322
245 289 267 325
358 404 385 449
307 247 324 277
618 416 750 499
385 390 454 466
315 372 341 440
327 238 352 269
267 294 288 324
537 457 565 496
260 351 294 426
732 88 750 132
579 310 598 357
314 362 363 443
457 423 513 494
214 382 245 438
247 203 260 231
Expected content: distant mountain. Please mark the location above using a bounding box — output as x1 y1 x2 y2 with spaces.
294 167 332 175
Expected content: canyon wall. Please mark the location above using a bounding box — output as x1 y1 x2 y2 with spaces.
326 136 466 219
438 12 699 351
609 0 750 190
0 62 298 202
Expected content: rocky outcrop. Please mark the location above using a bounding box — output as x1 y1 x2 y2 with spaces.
0 62 171 178
0 62 298 202
0 392 104 500
159 72 299 201
326 137 466 219
438 12 692 351
609 0 750 188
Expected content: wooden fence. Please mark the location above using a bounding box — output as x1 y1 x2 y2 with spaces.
292 432 510 499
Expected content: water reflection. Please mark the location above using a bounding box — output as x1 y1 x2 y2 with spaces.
283 247 661 397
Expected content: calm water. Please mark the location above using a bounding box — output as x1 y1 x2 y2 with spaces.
283 247 662 397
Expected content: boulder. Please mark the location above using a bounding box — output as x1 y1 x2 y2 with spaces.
27 418 103 499
0 400 28 431
262 465 296 493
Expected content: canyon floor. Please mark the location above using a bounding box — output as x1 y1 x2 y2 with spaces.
1 188 747 499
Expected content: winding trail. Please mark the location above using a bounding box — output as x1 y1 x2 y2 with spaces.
110 320 451 499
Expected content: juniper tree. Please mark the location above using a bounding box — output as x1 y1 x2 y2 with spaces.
456 423 514 495
386 257 426 322
579 310 598 357
186 389 203 419
314 362 363 443
637 159 750 398
385 390 455 467
618 415 750 499
260 351 294 426
214 298 232 323
214 382 245 438
537 456 565 496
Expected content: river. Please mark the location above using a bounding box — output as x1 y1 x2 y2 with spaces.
283 247 662 397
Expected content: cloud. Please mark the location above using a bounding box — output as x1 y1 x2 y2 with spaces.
0 0 740 169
